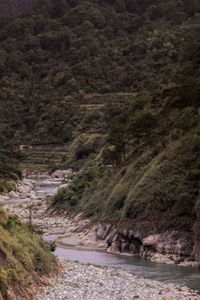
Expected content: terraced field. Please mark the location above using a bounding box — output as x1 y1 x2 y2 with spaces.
20 145 68 172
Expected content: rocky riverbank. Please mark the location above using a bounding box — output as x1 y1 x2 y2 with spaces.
53 214 200 268
1 173 200 299
1 174 199 268
39 260 200 300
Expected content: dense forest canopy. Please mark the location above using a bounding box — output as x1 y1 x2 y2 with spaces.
0 0 199 143
0 0 38 15
0 0 200 234
2 1 200 297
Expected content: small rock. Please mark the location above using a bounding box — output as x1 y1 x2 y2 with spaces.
8 191 19 199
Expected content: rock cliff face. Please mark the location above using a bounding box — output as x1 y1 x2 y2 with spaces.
0 0 38 15
98 222 198 266
61 213 200 267
193 197 200 263
69 218 199 267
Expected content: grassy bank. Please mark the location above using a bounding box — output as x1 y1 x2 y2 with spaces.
0 0 200 268
0 209 57 299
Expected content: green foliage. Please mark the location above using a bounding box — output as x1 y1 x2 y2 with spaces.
52 159 103 211
52 92 200 231
0 0 199 145
0 133 21 193
0 50 6 70
3 215 21 230
0 208 57 299
0 0 200 244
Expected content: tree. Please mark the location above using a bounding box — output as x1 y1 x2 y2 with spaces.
49 0 68 18
0 49 6 71
108 116 130 164
127 110 158 146
39 31 70 52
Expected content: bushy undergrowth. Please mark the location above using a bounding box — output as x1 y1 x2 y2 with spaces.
0 0 200 249
52 101 200 233
0 139 22 193
0 209 57 299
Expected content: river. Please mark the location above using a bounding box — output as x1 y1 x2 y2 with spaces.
54 247 200 292
32 176 200 293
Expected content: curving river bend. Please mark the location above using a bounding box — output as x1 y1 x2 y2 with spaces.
32 177 200 294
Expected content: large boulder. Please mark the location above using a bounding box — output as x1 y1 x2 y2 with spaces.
51 170 65 179
107 239 120 253
193 239 200 263
16 184 31 194
0 195 10 202
51 169 73 179
106 228 118 245
178 260 199 267
151 253 174 264
96 223 112 240
129 222 157 241
155 231 193 257
143 234 161 247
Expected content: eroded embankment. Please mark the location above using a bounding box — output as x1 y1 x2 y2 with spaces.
0 207 58 300
1 173 200 300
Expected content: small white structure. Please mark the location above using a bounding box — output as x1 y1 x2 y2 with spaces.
19 145 32 150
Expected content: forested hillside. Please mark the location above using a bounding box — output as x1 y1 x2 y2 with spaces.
0 0 199 144
0 208 57 299
0 135 21 193
0 0 200 259
0 0 38 16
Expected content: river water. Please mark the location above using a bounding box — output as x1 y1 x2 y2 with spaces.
36 177 200 293
55 247 200 292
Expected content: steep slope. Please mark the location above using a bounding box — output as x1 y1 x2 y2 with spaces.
0 0 199 144
0 209 57 299
0 0 200 263
0 136 21 192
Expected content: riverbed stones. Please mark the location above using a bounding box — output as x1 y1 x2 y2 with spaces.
2 174 200 299
3 181 199 267
39 261 200 300
178 260 200 267
16 183 31 194
8 191 19 199
0 195 9 203
58 236 83 247
51 169 73 179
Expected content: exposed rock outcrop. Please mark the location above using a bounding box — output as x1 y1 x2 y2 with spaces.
51 169 73 179
151 253 174 264
74 220 199 267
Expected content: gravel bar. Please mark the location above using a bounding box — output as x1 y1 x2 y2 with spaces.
39 260 200 300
